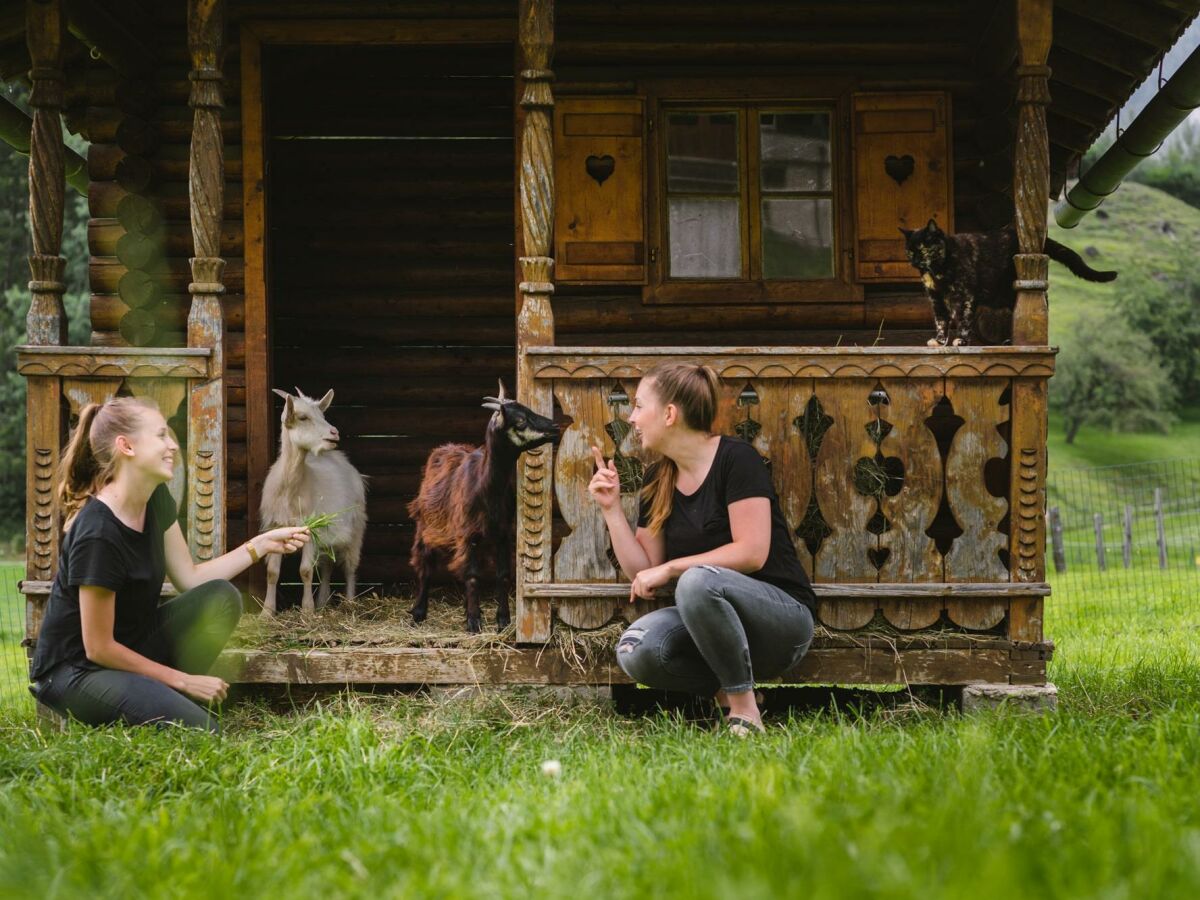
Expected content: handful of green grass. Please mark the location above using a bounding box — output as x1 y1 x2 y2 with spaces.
302 509 343 561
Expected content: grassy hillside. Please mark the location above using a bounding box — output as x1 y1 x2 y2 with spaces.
1046 180 1200 342
1045 181 1200 470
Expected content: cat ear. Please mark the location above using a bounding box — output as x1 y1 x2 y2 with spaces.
898 226 913 237
926 217 940 231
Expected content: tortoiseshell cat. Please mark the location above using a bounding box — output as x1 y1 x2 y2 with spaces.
901 219 1117 346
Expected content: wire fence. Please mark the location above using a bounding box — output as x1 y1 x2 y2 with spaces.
1 562 28 707
1045 458 1200 632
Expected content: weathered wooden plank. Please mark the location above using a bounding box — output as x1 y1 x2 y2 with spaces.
524 582 1049 599
527 347 1056 380
876 378 944 629
552 379 640 628
16 346 210 378
214 645 1044 686
752 378 814 575
943 378 1009 628
812 380 878 607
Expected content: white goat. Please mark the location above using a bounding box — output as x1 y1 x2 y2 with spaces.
260 388 367 616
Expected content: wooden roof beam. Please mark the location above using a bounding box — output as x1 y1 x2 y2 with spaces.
1054 0 1189 49
1053 9 1162 78
63 0 155 77
1048 47 1134 103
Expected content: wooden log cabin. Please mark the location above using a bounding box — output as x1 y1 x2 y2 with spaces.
10 0 1198 693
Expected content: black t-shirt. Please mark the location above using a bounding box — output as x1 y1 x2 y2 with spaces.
639 436 815 611
31 484 177 680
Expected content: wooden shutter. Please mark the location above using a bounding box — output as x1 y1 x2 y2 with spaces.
852 92 953 282
554 97 646 283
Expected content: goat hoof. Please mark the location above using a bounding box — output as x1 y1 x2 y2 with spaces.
259 608 276 619
466 615 483 634
410 607 428 625
496 611 511 629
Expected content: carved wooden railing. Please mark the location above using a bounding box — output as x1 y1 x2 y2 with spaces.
516 346 1055 682
16 347 213 635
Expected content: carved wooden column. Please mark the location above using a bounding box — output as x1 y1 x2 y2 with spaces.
185 0 226 560
1012 0 1051 346
1008 0 1051 645
515 0 556 642
24 0 68 590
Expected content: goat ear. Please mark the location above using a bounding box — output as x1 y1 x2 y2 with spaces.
497 379 508 402
272 388 290 401
317 389 334 411
282 395 296 425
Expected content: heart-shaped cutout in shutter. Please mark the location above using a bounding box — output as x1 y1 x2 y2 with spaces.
586 154 615 186
884 154 915 185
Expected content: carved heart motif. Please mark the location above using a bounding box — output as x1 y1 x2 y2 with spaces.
884 154 915 185
586 154 615 186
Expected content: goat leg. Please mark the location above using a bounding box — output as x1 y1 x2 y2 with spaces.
495 544 512 630
409 540 432 624
299 541 317 614
316 557 333 609
262 551 282 618
465 574 483 634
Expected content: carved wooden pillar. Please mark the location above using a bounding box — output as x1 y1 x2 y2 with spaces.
515 0 556 642
24 0 68 593
1011 0 1051 346
185 0 226 560
1008 0 1051 646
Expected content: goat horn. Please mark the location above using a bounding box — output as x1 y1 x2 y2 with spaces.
481 401 503 411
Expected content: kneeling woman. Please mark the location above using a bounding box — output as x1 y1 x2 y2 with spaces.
30 397 311 731
589 363 815 735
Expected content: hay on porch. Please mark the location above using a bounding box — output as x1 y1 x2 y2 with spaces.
230 592 629 673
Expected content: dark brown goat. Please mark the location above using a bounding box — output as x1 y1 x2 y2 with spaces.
407 382 561 632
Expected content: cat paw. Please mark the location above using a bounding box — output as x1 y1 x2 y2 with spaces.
926 337 942 347
951 337 965 347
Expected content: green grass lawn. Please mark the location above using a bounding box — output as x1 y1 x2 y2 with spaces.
0 568 1198 898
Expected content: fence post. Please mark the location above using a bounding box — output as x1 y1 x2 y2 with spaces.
1122 504 1133 569
1093 512 1106 571
1154 487 1168 569
1048 505 1066 573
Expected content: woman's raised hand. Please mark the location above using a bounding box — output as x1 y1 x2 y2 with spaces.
256 526 311 556
588 445 621 511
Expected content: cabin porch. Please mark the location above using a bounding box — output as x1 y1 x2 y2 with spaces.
11 0 1120 693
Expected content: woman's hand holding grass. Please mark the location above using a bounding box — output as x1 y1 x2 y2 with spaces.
254 526 311 557
179 673 229 705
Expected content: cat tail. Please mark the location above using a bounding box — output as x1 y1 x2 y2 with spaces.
1044 238 1118 282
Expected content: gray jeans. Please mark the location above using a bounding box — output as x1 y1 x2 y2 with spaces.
33 579 242 732
616 565 814 695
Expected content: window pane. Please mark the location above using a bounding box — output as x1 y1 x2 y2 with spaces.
760 112 831 193
667 112 739 194
761 198 833 279
669 198 741 278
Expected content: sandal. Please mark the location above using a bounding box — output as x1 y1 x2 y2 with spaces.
715 690 766 720
726 715 766 737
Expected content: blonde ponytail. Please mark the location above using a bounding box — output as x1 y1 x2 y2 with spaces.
638 363 721 534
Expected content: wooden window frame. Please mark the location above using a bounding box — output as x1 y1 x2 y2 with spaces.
643 81 862 306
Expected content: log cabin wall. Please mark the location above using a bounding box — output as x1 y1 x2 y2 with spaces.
548 0 1013 348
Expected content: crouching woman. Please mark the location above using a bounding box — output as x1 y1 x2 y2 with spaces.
30 397 311 731
589 363 816 735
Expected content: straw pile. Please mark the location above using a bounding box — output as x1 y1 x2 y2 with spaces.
230 592 628 673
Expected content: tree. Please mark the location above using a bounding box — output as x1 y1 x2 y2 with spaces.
1119 246 1200 406
1050 315 1178 444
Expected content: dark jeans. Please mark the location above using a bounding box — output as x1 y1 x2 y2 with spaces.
616 565 814 696
34 580 242 733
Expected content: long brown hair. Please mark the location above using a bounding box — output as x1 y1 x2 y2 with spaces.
58 396 160 529
639 363 721 534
